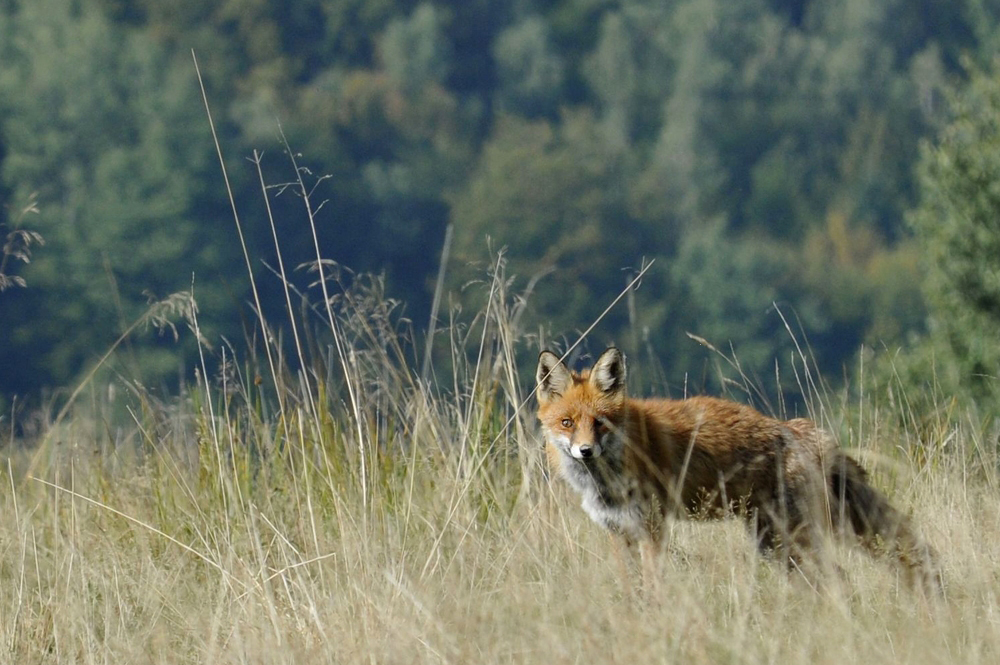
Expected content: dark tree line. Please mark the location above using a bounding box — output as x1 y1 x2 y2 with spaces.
1 0 998 411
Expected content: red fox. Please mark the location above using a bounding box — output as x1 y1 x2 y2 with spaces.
536 347 941 592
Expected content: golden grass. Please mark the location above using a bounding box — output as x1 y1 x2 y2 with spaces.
2 277 998 665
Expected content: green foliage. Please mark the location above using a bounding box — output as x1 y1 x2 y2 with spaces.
668 220 795 386
906 61 1000 402
0 193 42 294
0 0 228 394
451 111 643 342
380 3 452 94
493 15 565 117
1 0 998 409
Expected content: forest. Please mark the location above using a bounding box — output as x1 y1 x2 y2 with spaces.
2 0 1000 413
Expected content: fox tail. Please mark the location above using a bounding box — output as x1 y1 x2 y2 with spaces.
829 454 942 594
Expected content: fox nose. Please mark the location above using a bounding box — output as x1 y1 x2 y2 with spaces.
577 445 594 459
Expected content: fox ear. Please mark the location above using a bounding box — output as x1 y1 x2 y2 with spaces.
536 351 573 404
590 347 626 395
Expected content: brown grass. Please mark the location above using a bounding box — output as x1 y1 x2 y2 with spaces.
1 263 997 664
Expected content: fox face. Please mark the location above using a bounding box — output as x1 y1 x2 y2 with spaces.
536 347 627 461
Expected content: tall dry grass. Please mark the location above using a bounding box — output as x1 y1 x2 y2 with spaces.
2 249 999 663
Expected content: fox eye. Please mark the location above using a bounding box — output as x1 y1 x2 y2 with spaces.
560 417 574 429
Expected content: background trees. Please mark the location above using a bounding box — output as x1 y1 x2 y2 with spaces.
905 60 1000 403
0 0 997 411
0 0 230 397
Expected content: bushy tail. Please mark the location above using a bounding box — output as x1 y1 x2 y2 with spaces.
829 454 942 595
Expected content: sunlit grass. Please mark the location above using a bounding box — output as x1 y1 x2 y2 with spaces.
1 259 997 664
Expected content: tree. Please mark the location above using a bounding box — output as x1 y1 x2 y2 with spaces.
380 3 452 95
582 11 637 150
0 0 230 398
907 61 1000 401
450 111 644 341
493 15 565 117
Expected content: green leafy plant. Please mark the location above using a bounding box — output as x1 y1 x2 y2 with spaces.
0 193 42 293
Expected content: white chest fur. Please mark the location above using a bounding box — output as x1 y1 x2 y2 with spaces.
555 446 646 540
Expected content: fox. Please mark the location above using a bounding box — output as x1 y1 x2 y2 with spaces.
536 346 941 593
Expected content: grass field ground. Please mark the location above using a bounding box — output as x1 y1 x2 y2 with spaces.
2 270 999 664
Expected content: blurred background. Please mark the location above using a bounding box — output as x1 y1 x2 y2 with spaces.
1 0 999 414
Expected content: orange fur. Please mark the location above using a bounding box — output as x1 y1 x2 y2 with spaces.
536 347 940 592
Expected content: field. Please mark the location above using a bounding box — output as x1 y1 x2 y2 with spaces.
2 267 999 665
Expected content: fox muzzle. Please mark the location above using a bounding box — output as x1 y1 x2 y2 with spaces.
571 442 601 459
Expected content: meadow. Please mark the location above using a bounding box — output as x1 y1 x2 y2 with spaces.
2 258 999 665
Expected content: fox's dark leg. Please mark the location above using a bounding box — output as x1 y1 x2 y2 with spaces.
746 490 834 590
748 505 811 569
744 485 806 565
745 507 776 556
609 514 667 599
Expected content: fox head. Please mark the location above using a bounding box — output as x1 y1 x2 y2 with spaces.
535 347 627 460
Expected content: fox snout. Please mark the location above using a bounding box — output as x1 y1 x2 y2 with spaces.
572 441 601 460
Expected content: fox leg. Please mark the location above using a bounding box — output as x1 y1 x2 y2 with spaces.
605 533 649 602
609 533 636 583
607 526 664 600
747 497 833 589
638 536 663 591
609 533 663 600
637 497 670 593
